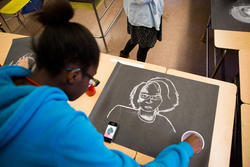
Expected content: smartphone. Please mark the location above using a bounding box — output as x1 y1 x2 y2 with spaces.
104 122 118 143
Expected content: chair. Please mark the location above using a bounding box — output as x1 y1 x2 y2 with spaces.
0 0 38 32
0 22 6 32
69 0 123 53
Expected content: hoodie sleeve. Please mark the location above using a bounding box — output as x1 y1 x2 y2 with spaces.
144 142 193 167
53 111 193 167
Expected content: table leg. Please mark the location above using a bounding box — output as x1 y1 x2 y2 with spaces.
205 16 211 77
211 49 227 78
0 22 6 32
230 75 242 167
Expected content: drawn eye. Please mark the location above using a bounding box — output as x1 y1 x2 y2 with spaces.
151 95 161 100
140 94 149 99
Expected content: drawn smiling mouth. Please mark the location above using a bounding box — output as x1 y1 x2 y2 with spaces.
144 106 152 109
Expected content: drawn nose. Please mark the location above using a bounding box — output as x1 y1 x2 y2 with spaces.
145 98 153 104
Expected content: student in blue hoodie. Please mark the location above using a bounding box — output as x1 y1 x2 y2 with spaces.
0 0 202 166
120 0 164 62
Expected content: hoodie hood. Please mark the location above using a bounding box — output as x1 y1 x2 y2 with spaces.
0 65 68 148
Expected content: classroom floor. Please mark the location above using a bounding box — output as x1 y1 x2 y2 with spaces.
0 0 211 76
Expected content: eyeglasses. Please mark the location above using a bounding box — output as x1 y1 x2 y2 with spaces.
66 67 100 87
140 93 162 101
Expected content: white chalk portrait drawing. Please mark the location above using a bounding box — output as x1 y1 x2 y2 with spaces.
231 5 250 23
9 52 34 66
10 52 36 71
107 77 179 133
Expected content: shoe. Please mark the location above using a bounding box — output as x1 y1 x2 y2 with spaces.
120 51 129 58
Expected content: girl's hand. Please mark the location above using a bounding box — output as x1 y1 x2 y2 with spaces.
184 134 203 154
16 56 29 69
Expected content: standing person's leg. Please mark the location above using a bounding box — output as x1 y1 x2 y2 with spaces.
120 39 137 58
137 46 150 62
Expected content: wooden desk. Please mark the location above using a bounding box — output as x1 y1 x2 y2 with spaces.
239 50 250 104
214 30 250 50
212 0 250 50
0 32 26 64
241 104 250 167
209 1 250 78
214 31 250 104
136 69 237 166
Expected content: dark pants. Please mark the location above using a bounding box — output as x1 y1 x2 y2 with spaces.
121 39 150 62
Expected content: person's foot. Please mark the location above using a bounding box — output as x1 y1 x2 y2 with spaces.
120 51 129 58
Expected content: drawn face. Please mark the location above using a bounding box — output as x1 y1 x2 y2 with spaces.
138 83 162 112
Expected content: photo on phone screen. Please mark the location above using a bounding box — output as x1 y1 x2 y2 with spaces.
104 122 118 143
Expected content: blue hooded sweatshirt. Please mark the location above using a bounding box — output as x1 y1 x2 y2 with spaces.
0 65 193 167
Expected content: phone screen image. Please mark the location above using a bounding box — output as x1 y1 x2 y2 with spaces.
104 122 118 143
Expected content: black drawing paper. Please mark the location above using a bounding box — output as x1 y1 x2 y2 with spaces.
89 63 219 167
211 0 250 32
3 37 36 68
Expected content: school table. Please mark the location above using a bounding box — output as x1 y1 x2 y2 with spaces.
212 11 250 166
214 30 250 50
136 69 237 167
214 31 250 105
0 32 237 165
68 54 167 158
0 32 26 64
210 1 250 104
211 0 250 61
238 50 250 105
241 104 250 167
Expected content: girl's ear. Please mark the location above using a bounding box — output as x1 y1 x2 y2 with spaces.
66 69 82 84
